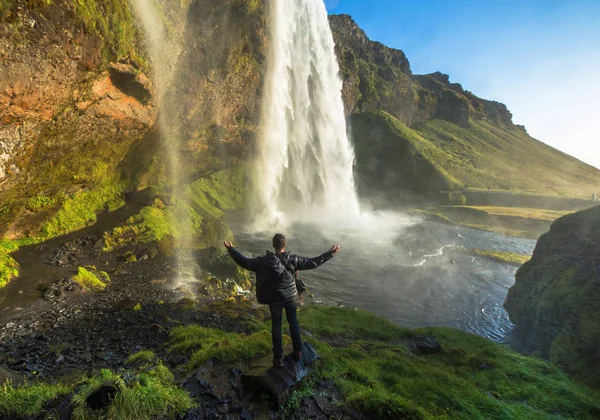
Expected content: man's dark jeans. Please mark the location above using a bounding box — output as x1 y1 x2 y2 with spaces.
269 299 302 360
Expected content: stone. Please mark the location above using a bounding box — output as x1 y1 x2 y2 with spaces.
241 342 319 408
86 384 118 410
414 336 442 354
0 366 25 386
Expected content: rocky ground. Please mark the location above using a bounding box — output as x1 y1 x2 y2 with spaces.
0 232 347 419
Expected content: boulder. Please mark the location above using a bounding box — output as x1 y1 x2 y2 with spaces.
414 336 442 354
0 366 25 386
241 342 319 407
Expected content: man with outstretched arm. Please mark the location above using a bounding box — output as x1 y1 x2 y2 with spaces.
224 234 340 367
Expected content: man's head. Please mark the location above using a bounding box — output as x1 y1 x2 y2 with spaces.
272 233 286 252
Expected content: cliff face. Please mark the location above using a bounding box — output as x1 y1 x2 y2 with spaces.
329 14 514 128
0 0 155 238
505 205 600 387
0 0 264 240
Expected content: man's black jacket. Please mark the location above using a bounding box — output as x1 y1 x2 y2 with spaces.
227 248 333 305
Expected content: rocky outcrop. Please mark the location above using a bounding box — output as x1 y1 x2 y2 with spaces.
505 205 600 388
329 14 515 128
0 1 155 237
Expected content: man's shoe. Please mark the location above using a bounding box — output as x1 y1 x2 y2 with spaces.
273 357 284 367
293 351 302 361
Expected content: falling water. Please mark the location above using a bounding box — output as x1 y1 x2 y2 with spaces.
253 0 361 229
129 0 197 291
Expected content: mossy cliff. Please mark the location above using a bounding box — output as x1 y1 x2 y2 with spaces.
504 205 600 388
0 0 263 230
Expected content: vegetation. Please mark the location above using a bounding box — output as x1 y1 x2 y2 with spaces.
169 325 273 370
39 181 126 239
72 267 109 292
125 350 156 366
103 204 171 252
350 111 600 204
71 365 193 419
299 306 600 419
0 382 71 417
469 248 531 266
0 252 19 288
419 205 555 239
455 206 573 221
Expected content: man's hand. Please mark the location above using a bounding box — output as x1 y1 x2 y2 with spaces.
329 244 340 255
223 241 234 250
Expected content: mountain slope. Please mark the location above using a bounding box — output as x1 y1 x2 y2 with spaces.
329 14 600 201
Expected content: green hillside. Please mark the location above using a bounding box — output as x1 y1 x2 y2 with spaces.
351 111 600 203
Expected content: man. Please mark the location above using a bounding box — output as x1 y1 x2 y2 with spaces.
224 234 340 367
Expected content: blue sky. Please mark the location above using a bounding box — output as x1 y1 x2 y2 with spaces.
325 0 600 169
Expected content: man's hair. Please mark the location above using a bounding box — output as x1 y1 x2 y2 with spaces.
272 233 286 251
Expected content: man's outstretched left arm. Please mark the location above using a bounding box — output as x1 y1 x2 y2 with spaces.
293 244 340 270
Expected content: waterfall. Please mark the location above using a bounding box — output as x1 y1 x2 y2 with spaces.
129 0 197 292
253 0 361 229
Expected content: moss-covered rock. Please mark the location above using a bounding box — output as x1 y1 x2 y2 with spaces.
505 205 600 387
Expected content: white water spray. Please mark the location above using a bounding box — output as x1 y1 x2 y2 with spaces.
253 0 361 229
129 0 197 291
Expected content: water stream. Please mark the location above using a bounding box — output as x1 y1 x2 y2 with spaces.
128 0 198 290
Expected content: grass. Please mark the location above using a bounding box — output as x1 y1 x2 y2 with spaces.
72 267 109 292
350 111 600 200
125 350 156 366
455 206 573 221
71 365 193 420
0 252 19 288
419 205 552 239
169 325 273 370
298 306 600 419
0 382 71 417
470 248 531 266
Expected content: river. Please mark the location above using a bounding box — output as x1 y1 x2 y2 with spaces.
227 211 537 344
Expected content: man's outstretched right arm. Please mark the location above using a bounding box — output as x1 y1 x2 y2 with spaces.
224 241 262 272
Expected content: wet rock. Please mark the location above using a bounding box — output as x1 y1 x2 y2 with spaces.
414 336 442 354
241 342 319 407
86 384 118 410
0 366 25 386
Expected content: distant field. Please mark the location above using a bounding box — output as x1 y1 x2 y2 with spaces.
420 204 573 239
453 206 573 221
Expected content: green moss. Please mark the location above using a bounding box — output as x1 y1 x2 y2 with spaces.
71 365 193 419
25 195 57 212
132 302 142 311
169 325 272 370
470 249 531 266
103 205 172 252
299 306 600 419
0 382 70 417
72 0 146 69
39 180 126 240
0 252 19 288
72 267 109 292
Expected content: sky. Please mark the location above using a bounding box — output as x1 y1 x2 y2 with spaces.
325 0 600 169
